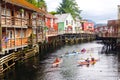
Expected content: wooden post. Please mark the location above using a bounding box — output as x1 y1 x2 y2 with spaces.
42 15 46 42
0 0 2 52
36 14 38 43
13 6 16 48
5 0 8 48
21 10 23 48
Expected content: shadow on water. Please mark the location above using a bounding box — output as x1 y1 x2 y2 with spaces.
1 41 120 80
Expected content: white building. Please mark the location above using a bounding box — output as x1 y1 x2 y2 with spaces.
55 13 76 33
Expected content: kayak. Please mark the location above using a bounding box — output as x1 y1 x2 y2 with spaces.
78 59 98 66
64 52 80 56
52 59 62 67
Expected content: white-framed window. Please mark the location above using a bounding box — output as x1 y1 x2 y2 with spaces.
7 9 11 16
20 30 25 38
25 11 29 19
71 20 73 25
16 11 21 18
21 12 24 18
1 8 11 16
8 30 13 39
32 13 37 18
119 8 120 13
66 20 68 25
1 8 5 15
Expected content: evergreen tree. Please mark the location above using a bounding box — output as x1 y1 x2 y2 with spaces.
57 0 81 19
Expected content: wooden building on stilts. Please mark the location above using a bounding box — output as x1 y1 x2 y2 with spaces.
0 0 46 55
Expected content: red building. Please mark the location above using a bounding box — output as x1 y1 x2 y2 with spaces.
45 13 58 42
82 21 94 33
45 13 58 33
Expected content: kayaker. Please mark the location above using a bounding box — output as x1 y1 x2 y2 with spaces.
85 58 90 63
91 57 95 61
54 57 60 63
81 48 86 53
53 57 60 67
91 57 96 65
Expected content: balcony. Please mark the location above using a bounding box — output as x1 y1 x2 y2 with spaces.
2 37 28 50
1 15 28 28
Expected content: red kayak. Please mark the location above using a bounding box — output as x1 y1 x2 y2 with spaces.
52 58 62 67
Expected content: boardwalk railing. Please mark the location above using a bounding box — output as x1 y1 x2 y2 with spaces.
0 52 15 74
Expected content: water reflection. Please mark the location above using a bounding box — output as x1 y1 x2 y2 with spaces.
2 41 120 80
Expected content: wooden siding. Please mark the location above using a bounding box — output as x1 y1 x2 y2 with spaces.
0 1 45 54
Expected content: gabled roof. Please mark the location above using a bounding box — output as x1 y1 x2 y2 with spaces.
55 13 71 22
3 0 46 14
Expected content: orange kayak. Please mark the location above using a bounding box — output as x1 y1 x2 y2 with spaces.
52 59 62 67
78 59 98 65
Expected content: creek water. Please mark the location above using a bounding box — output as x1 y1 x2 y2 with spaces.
2 41 120 80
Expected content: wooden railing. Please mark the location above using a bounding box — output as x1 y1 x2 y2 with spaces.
31 18 43 27
1 15 28 27
1 15 45 28
1 15 12 26
46 31 58 37
2 38 28 49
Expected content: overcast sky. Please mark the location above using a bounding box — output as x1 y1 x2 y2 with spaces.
45 0 120 24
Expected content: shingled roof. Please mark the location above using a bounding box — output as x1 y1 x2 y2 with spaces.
3 0 46 14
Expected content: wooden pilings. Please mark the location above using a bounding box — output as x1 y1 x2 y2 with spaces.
101 37 117 52
0 44 39 75
63 33 95 44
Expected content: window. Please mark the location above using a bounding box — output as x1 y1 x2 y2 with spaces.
66 20 68 25
88 26 92 28
21 12 24 18
20 30 24 38
16 11 21 18
7 9 11 16
119 8 120 13
8 30 13 39
71 20 73 25
1 8 5 15
32 13 37 18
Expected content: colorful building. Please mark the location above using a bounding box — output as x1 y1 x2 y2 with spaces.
44 13 58 42
45 13 58 35
107 20 120 37
81 20 94 33
55 13 75 33
0 0 46 54
74 17 82 33
94 25 108 37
